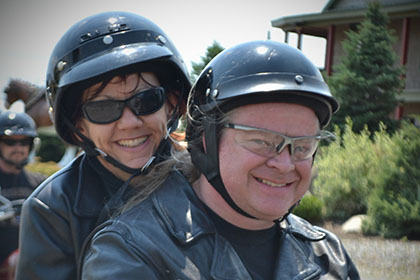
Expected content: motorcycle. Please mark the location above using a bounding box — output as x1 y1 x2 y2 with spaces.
0 194 24 280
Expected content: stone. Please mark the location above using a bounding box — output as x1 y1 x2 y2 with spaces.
342 214 367 234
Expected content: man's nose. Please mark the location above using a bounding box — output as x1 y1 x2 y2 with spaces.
266 145 295 172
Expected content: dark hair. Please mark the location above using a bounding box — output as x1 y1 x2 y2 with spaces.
64 69 182 144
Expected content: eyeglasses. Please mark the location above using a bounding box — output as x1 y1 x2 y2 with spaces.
82 87 166 124
224 123 335 162
0 138 33 146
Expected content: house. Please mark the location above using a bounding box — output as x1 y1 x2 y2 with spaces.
271 0 420 118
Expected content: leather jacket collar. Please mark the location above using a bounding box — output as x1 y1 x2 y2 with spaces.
71 154 123 217
153 171 325 244
152 171 330 279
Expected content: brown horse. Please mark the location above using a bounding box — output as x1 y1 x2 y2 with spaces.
3 79 53 128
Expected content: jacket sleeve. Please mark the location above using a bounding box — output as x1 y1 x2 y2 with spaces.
343 247 360 280
15 195 76 280
81 230 160 279
313 228 361 280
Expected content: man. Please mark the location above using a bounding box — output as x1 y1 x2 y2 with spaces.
0 111 45 200
81 41 360 279
0 111 46 267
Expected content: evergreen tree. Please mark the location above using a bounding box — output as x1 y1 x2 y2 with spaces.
190 41 224 82
328 1 404 134
363 121 420 239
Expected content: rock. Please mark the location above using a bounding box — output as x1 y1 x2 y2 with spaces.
342 214 367 234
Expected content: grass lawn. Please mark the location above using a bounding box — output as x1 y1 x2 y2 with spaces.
323 222 420 280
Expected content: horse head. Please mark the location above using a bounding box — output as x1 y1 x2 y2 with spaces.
3 79 42 108
3 79 52 128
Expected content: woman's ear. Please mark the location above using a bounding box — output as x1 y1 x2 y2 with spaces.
166 91 185 117
74 120 88 142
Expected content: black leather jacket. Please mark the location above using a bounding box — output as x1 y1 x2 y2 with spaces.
81 171 360 279
16 153 123 280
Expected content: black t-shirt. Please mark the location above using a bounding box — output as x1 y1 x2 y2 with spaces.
0 169 46 201
204 205 283 280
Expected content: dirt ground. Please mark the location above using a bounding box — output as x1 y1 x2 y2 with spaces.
323 222 420 280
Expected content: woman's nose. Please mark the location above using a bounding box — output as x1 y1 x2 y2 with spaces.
116 106 143 129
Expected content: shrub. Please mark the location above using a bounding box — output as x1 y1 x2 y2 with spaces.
292 194 324 225
362 122 420 239
37 133 66 163
313 118 396 222
314 119 378 221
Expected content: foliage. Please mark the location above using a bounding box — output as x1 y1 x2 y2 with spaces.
328 1 404 135
362 122 420 239
190 41 224 82
315 117 420 239
36 133 66 162
313 118 394 222
26 160 61 177
292 194 324 225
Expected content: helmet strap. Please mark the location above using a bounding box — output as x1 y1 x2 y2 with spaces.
192 120 310 222
190 120 257 219
273 152 317 224
273 200 300 224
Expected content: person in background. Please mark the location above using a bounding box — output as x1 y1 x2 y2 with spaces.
81 40 360 279
0 111 45 201
0 111 46 271
16 11 190 280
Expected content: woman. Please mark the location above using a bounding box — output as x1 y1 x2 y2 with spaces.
16 11 190 280
81 41 360 279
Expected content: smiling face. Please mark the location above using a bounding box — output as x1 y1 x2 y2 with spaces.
76 72 171 178
195 102 319 228
0 135 32 173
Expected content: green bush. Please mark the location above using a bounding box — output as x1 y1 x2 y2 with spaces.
362 122 420 239
314 117 420 239
37 133 66 163
292 194 324 225
313 118 393 222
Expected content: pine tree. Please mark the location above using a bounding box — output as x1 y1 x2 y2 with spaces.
328 1 404 134
190 41 224 82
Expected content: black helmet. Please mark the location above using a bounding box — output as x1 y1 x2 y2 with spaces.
187 40 338 129
186 40 338 220
0 111 37 138
46 11 191 145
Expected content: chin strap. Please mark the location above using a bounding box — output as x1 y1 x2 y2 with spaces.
63 105 179 215
273 201 300 225
191 118 311 223
64 117 143 174
64 115 179 175
190 120 257 219
94 124 176 226
274 153 316 225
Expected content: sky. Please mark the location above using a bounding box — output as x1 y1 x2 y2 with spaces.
0 0 329 109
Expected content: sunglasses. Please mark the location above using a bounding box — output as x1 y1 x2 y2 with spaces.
82 87 166 124
0 138 33 146
225 123 335 162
